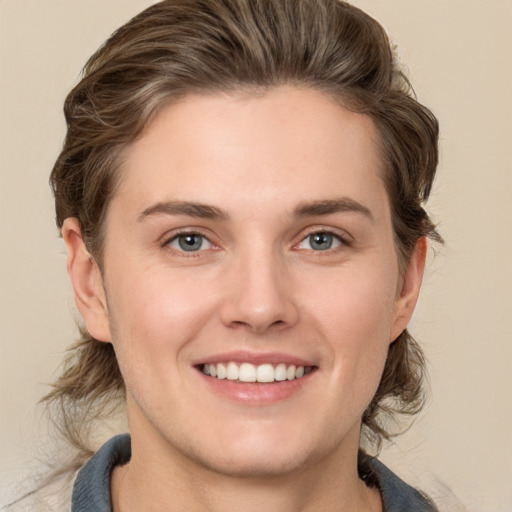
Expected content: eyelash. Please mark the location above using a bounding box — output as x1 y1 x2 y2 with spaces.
162 231 216 256
161 228 351 256
295 229 351 253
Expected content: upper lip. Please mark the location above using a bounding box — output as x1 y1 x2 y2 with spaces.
192 350 317 367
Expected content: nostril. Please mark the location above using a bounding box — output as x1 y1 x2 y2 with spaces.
220 290 299 332
228 318 287 332
229 320 251 329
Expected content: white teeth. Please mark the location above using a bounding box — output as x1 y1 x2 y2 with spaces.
202 362 312 383
239 363 256 382
226 362 239 380
256 364 274 383
274 363 287 381
217 363 227 379
286 365 296 380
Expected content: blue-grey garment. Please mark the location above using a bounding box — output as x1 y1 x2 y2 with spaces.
71 434 436 512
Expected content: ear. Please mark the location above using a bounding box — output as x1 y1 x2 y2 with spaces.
390 237 427 343
62 218 112 342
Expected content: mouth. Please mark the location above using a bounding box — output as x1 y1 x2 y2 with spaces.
199 362 317 383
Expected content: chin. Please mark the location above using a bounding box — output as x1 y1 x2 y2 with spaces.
177 426 330 479
192 447 312 479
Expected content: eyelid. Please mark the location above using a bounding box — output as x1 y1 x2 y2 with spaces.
160 228 218 252
158 225 352 253
294 227 353 250
168 234 212 251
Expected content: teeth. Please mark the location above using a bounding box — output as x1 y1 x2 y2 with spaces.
256 364 274 383
274 363 287 381
226 362 239 380
217 363 227 379
202 362 312 383
239 363 256 382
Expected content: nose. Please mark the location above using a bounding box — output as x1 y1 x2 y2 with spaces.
219 250 299 333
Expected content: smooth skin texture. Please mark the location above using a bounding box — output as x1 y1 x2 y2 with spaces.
63 86 426 512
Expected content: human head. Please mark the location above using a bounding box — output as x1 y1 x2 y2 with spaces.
48 0 440 452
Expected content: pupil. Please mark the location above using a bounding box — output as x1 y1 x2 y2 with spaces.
311 233 332 250
179 234 202 251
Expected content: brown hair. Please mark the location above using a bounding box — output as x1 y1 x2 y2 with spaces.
47 0 441 459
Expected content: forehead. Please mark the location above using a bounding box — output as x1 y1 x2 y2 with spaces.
113 86 387 219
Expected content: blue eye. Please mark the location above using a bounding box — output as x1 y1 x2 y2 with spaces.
299 232 343 251
167 233 212 252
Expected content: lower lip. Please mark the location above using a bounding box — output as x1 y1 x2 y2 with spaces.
198 370 316 404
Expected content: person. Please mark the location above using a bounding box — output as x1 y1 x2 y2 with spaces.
9 0 443 510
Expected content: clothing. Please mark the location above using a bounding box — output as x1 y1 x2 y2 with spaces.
71 434 436 512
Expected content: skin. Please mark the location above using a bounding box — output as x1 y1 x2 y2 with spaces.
63 86 426 512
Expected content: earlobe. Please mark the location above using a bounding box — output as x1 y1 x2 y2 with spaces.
390 237 427 343
62 218 112 343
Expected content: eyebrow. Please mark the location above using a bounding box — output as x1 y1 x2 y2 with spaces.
137 197 373 223
294 198 374 221
138 201 229 222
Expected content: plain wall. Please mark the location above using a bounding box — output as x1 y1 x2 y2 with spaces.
1 1 511 510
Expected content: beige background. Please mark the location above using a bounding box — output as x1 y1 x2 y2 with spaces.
1 0 511 510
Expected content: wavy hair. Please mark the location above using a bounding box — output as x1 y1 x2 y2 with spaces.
46 0 441 462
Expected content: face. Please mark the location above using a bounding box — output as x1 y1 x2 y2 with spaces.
66 86 423 478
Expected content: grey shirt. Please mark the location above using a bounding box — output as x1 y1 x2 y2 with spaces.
71 434 436 512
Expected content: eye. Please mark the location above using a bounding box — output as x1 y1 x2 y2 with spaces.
297 231 344 251
166 233 212 252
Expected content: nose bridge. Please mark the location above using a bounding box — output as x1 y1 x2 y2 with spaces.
220 239 298 332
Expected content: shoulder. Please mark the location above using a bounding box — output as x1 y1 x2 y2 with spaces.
52 436 437 512
358 451 437 512
71 434 131 512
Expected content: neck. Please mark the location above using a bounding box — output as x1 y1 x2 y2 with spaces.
111 426 382 512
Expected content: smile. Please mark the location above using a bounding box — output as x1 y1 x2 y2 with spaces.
201 362 315 383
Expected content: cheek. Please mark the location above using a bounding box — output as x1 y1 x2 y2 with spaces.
104 265 216 371
311 263 398 341
103 268 218 420
307 262 398 393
